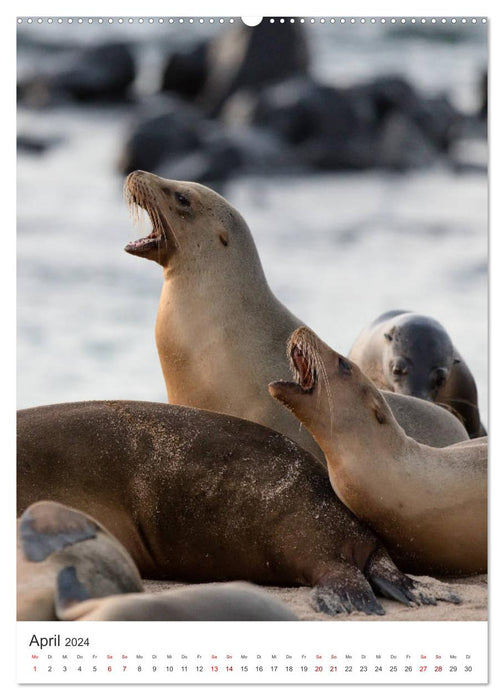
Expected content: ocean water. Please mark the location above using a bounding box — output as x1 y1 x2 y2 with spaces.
17 20 488 423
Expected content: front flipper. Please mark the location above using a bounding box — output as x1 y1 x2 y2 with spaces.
365 548 461 606
311 562 385 616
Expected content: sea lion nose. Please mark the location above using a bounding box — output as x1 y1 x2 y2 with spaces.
127 169 147 179
409 386 431 401
127 169 165 184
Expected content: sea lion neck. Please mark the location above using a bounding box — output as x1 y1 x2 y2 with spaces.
324 426 423 516
160 248 280 315
323 414 411 472
155 260 301 412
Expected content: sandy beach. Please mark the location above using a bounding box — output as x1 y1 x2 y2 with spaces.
144 574 487 622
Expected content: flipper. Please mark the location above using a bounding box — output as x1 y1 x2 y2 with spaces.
311 562 385 616
55 565 91 615
20 501 98 562
365 548 461 606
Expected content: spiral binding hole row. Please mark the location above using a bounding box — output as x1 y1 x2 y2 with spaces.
17 17 487 25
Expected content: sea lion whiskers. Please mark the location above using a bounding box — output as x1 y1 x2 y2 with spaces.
124 176 180 252
318 356 336 439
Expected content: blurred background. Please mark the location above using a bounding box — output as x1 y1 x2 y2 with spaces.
17 18 488 423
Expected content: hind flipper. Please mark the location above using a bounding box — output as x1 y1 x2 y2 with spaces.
365 548 461 606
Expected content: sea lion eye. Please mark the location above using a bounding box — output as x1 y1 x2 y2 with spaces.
175 192 191 207
338 356 352 376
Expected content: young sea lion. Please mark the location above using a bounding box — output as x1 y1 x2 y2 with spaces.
348 310 486 438
269 327 487 576
17 501 143 621
17 401 459 615
123 170 468 456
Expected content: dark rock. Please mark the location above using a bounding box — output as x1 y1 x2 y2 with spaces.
252 78 378 169
53 42 135 102
207 19 309 112
18 42 136 106
119 98 203 175
251 75 461 171
479 69 487 121
121 90 297 184
215 126 297 174
160 41 208 100
160 20 309 116
364 77 460 152
151 123 296 186
17 134 61 155
156 142 243 186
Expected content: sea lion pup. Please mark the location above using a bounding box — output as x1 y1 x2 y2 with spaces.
123 170 468 457
348 310 486 438
17 501 143 621
269 327 487 576
56 580 299 621
17 401 459 615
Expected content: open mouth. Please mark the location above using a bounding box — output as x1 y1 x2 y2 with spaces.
124 230 162 254
269 328 319 403
290 343 317 392
124 175 174 256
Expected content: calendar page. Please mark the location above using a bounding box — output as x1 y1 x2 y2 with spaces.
16 9 488 687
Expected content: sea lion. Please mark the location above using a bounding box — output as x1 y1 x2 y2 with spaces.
56 580 298 622
269 327 487 576
123 170 468 456
17 401 459 615
17 501 143 621
18 501 297 622
348 310 486 438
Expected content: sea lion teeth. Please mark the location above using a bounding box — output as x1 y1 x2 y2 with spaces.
290 344 317 390
124 171 178 263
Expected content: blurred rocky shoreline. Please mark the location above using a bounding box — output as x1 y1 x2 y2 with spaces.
16 20 488 417
18 20 487 187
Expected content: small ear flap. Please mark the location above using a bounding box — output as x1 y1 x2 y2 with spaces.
384 327 395 342
371 395 387 425
338 356 353 376
453 357 461 365
375 409 385 424
218 230 229 247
